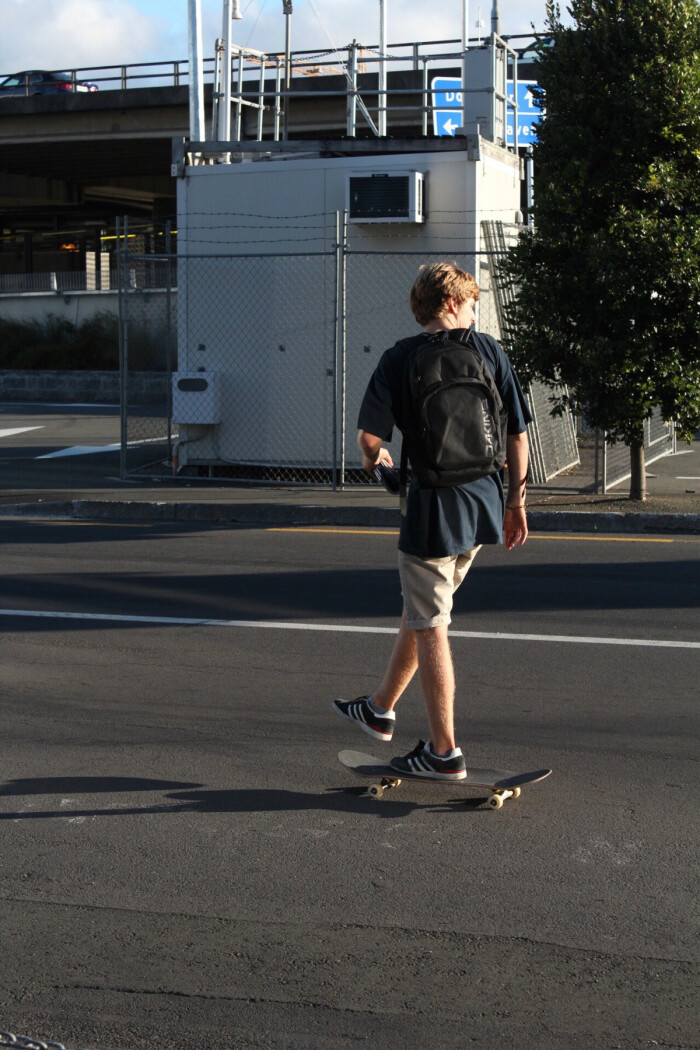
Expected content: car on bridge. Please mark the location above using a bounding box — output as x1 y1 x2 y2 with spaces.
0 70 98 96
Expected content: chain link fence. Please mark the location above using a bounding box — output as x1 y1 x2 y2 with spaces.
118 240 583 487
600 408 676 493
481 220 580 483
118 253 177 477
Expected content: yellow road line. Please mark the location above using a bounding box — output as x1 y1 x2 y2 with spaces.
267 527 397 536
529 533 679 543
267 526 698 543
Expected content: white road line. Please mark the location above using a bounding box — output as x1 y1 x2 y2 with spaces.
0 426 44 439
36 437 167 459
36 443 121 459
0 608 697 649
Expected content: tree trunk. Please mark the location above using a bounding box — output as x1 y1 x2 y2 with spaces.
629 440 646 501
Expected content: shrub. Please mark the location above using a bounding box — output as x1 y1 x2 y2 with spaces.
0 311 174 370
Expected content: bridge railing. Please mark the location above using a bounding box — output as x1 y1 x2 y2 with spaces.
0 32 539 93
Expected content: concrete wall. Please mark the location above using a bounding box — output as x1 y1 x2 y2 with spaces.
177 139 521 258
0 370 163 404
0 289 170 324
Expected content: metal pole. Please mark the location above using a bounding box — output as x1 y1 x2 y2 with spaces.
347 41 358 137
165 220 174 467
187 0 206 144
421 57 429 137
211 38 223 138
462 45 468 137
525 146 534 225
118 217 130 480
378 0 387 136
235 50 244 139
491 0 500 35
283 1 292 139
219 0 234 141
257 58 265 139
333 212 342 488
274 59 282 140
339 212 348 488
461 0 469 136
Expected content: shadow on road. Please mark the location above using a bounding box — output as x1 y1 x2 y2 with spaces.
0 777 490 819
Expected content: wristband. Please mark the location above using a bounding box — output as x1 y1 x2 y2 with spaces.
506 504 526 511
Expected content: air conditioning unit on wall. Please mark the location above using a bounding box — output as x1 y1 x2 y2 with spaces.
347 171 425 224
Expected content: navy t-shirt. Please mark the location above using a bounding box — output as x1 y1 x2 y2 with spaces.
357 328 533 557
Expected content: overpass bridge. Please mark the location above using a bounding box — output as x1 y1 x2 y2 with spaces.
0 37 536 275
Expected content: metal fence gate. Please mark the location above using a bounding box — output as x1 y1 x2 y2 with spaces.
118 239 581 487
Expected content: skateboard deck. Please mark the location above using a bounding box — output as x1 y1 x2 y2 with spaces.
338 749 552 809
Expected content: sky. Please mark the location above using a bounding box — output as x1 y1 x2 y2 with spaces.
1 0 559 76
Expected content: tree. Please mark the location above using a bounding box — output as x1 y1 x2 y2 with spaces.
502 0 700 499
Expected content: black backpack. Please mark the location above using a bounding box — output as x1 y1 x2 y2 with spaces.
398 328 508 489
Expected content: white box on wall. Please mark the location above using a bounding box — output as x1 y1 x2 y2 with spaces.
172 372 222 425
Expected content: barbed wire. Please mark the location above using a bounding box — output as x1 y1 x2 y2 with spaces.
178 208 522 219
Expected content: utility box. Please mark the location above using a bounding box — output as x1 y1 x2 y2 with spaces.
347 171 425 223
172 371 222 425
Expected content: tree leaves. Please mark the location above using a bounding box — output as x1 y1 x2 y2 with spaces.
502 0 700 446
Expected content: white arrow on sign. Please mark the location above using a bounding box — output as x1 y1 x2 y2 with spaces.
443 117 460 136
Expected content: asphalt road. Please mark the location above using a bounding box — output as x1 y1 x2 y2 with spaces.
0 520 698 1050
0 404 124 494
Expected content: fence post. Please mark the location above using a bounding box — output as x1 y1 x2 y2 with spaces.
165 221 174 468
333 212 348 489
118 216 130 481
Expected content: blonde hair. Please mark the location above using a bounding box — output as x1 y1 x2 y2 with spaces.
409 262 480 326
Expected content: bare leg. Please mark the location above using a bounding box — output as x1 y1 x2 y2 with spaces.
372 610 418 711
415 624 456 754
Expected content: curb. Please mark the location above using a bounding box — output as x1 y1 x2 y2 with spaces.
0 499 698 534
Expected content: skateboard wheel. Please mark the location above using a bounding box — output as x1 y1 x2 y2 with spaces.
385 777 402 788
511 787 521 799
488 793 504 809
369 783 384 798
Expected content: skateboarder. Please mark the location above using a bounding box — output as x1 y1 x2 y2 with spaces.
333 262 531 780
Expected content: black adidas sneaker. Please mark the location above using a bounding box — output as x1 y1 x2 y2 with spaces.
390 739 467 780
332 695 395 742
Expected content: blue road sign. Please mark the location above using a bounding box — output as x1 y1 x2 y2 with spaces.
431 77 464 136
506 80 543 146
431 75 543 144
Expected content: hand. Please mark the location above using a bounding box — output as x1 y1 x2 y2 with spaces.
504 506 528 549
362 447 393 474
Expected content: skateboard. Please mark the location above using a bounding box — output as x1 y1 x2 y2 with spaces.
338 749 552 809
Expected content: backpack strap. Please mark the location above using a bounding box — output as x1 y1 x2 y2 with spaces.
397 332 437 516
399 439 408 516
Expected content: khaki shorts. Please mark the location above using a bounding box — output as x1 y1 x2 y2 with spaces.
398 547 481 630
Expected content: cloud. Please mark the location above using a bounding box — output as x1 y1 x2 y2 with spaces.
0 0 167 74
0 0 554 79
210 0 552 55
